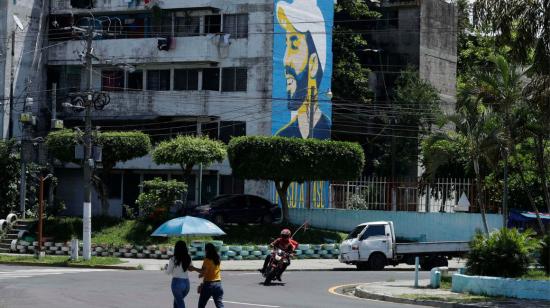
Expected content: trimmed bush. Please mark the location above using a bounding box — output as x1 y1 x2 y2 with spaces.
467 228 541 278
135 178 187 220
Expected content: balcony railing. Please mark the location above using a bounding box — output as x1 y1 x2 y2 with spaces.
48 36 224 65
51 0 223 13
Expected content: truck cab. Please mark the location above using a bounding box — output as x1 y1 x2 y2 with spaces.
339 221 395 270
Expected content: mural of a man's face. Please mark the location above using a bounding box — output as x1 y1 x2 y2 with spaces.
278 8 322 110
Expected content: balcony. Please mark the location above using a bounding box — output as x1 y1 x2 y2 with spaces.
51 0 223 14
380 0 421 7
48 36 222 65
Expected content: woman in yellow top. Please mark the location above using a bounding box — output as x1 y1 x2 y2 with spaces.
197 243 224 308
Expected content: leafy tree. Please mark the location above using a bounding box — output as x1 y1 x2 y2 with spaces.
152 135 226 177
136 178 187 221
378 69 443 177
46 130 151 215
474 0 550 73
332 0 379 105
0 140 20 217
474 1 550 216
228 136 365 222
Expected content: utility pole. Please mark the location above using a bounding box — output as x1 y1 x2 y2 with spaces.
8 31 15 139
197 119 203 206
82 26 94 261
306 87 316 209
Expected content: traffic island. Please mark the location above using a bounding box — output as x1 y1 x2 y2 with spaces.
353 280 550 307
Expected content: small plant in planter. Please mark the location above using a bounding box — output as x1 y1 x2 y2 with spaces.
466 228 541 278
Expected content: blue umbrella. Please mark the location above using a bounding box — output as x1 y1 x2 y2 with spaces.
151 216 226 237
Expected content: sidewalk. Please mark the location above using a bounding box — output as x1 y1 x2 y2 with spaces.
353 280 550 307
118 258 466 271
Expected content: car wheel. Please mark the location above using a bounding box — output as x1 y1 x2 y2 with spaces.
214 214 224 226
262 214 272 224
368 253 386 271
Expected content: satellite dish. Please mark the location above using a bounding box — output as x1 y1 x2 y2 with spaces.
13 15 24 30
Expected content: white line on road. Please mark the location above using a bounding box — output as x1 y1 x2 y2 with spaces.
211 299 280 307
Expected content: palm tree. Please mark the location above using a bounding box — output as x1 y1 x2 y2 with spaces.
470 55 524 226
423 95 500 235
452 96 501 235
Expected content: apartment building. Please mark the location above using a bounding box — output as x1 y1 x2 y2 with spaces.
0 0 335 216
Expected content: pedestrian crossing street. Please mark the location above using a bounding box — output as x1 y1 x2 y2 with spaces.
0 268 115 281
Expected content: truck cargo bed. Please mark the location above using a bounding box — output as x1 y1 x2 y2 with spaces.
395 241 469 254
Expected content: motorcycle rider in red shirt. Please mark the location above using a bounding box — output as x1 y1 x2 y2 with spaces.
260 229 297 281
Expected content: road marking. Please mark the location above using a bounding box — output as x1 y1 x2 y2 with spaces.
211 299 280 307
0 268 114 281
327 283 420 307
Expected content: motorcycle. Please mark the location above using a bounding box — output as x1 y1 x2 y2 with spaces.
263 248 290 285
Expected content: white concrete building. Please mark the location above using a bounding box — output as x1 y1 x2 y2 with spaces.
44 0 276 216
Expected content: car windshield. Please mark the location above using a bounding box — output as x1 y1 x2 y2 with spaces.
346 225 365 240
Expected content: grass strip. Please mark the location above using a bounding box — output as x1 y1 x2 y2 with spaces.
0 254 123 267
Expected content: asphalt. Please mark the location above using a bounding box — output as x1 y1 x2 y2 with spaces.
119 257 467 271
0 265 430 308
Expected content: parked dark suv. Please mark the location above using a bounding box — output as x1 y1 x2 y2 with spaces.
192 194 281 225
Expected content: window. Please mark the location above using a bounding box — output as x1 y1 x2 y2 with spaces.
152 11 173 36
222 67 247 92
346 226 366 240
66 67 81 93
147 70 170 91
175 14 200 36
174 69 199 90
223 14 248 38
102 70 124 91
219 121 246 143
124 16 146 39
201 122 219 140
108 174 122 198
202 68 220 91
220 175 244 195
127 71 143 90
204 15 221 34
360 225 386 240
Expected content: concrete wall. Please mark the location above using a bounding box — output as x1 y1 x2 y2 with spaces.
452 274 550 301
288 208 503 241
0 0 49 139
419 0 457 110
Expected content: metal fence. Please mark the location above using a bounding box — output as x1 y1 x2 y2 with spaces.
330 177 500 213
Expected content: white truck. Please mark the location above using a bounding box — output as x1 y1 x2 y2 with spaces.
339 221 469 271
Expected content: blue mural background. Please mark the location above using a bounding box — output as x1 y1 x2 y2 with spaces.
271 0 334 208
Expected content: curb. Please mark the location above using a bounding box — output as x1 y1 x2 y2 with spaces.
353 284 486 308
0 261 139 270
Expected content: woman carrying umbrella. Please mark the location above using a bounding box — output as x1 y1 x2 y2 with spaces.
196 243 224 308
165 241 200 308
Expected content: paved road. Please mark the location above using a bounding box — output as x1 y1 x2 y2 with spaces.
0 265 429 308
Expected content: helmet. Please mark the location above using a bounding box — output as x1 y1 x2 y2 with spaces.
281 229 291 238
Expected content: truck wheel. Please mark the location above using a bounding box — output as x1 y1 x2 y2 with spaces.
368 253 386 271
356 262 369 271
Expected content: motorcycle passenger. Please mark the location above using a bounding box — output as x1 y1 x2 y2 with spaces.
260 229 296 281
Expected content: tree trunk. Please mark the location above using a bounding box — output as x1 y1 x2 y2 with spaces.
275 181 291 223
517 164 546 234
535 134 550 214
473 158 489 234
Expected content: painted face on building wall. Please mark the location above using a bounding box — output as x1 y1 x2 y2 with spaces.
278 6 322 111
